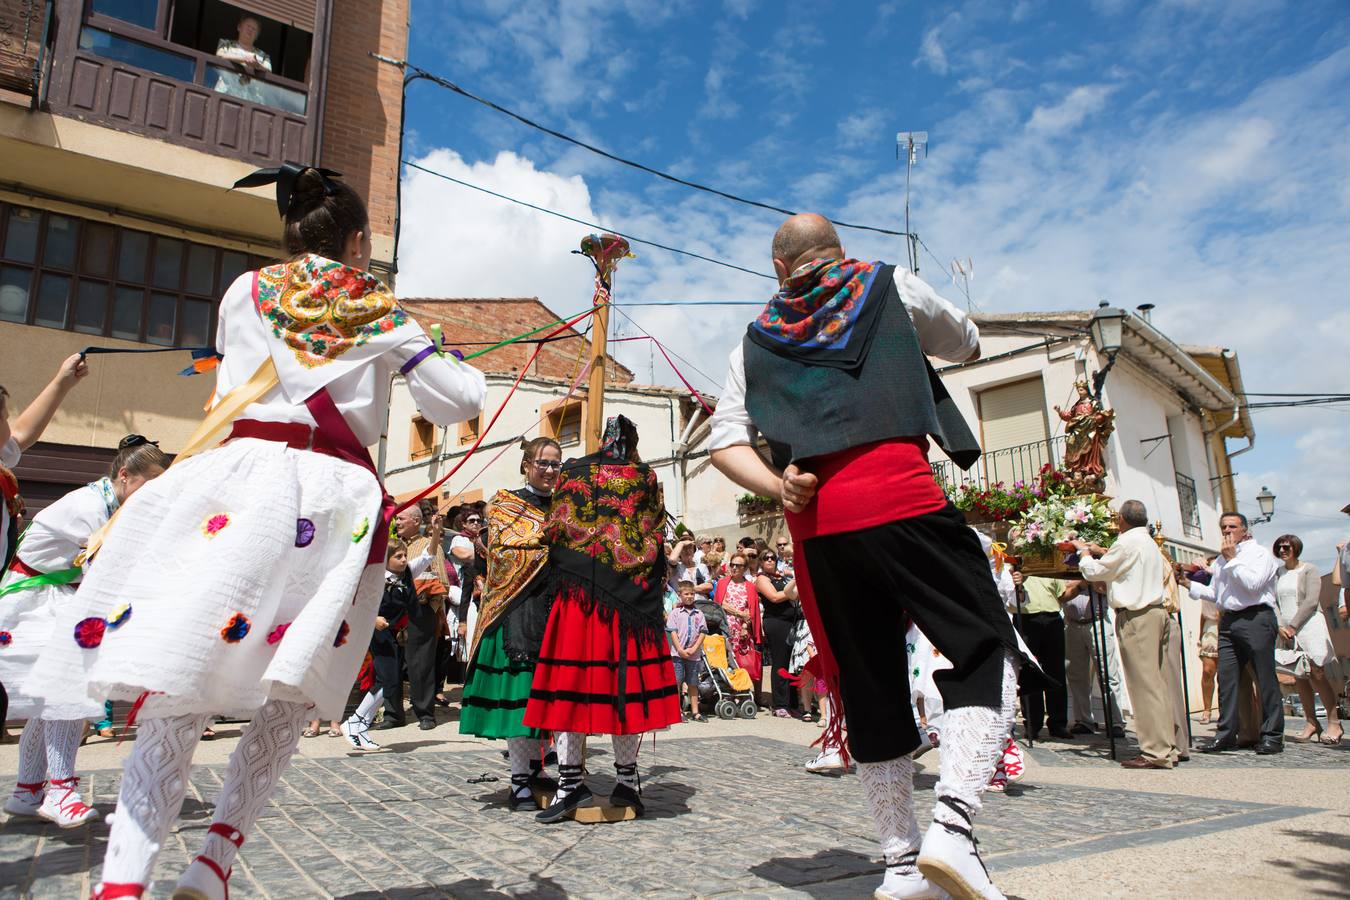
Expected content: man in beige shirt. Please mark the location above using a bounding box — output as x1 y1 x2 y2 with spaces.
1075 500 1180 769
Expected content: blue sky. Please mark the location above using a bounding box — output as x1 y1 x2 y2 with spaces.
397 0 1350 565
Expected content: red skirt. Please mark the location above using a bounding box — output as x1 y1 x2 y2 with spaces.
523 591 681 735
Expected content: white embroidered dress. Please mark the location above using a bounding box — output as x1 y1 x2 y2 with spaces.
28 256 486 720
0 478 116 721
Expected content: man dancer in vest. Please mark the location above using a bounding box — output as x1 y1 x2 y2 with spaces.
710 214 1019 900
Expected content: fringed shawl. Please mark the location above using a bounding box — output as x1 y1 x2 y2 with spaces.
544 451 667 645
470 487 550 664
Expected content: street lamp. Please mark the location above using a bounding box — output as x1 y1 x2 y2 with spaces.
1252 486 1276 525
1088 301 1127 397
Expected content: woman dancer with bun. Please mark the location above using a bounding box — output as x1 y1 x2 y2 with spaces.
29 164 486 899
1 436 168 828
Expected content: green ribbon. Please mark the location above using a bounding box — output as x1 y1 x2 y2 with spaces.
0 565 81 597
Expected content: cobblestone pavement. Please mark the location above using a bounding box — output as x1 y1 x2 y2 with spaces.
0 735 1321 899
1024 726 1350 769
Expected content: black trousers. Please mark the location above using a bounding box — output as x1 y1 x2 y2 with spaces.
801 504 1018 763
404 603 440 722
371 648 405 724
1016 611 1068 733
1216 605 1285 743
762 615 799 711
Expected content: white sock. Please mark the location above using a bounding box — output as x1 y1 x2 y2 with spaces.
15 719 46 790
99 713 208 887
933 652 1018 828
553 732 585 800
611 734 641 789
197 700 308 876
352 690 383 726
43 719 83 783
858 756 920 871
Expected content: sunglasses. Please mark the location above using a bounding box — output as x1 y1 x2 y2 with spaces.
729 562 746 569
762 555 776 562
744 552 758 558
1274 544 1292 552
465 517 482 524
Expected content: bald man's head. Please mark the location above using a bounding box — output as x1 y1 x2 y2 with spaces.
771 214 844 280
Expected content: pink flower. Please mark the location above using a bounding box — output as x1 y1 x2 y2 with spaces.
266 623 291 645
202 513 231 537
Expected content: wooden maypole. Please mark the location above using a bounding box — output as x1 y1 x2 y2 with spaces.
579 233 631 453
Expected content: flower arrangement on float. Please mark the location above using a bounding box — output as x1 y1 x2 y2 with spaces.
1008 494 1117 555
941 463 1079 525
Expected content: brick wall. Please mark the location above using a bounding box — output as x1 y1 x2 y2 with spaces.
402 298 636 384
319 0 408 249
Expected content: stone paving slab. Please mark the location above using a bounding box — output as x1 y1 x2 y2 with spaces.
0 736 1321 899
1025 731 1350 768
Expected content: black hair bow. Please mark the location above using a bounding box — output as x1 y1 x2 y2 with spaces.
231 161 343 217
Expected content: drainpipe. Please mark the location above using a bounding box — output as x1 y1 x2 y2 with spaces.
674 407 707 528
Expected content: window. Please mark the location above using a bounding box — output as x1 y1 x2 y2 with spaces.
0 201 267 347
546 401 584 447
82 0 314 114
458 415 480 447
1176 472 1202 540
976 377 1052 485
409 416 436 461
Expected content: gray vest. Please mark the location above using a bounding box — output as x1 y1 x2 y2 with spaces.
742 265 981 471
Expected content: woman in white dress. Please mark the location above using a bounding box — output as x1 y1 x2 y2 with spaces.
29 164 486 900
1272 534 1342 744
1 436 167 828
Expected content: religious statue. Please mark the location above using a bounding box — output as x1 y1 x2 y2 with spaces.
1053 379 1115 493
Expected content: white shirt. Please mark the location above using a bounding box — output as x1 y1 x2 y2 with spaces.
708 267 979 450
1338 539 1350 612
213 273 487 446
1 437 19 556
0 480 112 583
1077 527 1168 612
1187 537 1279 613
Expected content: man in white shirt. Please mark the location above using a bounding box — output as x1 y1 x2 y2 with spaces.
1338 503 1350 624
1075 500 1180 769
1181 511 1284 754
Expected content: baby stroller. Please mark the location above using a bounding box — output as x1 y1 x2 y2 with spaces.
700 633 758 719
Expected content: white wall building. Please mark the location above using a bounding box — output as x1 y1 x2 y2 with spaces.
380 371 737 525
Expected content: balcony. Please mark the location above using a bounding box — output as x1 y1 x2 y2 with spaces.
41 0 327 167
931 435 1067 491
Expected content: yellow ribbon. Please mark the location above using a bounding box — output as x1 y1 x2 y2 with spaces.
77 358 280 566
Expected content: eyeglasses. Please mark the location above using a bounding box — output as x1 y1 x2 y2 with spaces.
532 460 562 470
729 563 746 569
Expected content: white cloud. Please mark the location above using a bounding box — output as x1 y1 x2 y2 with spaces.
917 28 949 75
837 113 872 148
1027 84 1117 134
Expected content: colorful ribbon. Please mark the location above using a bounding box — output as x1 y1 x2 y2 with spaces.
0 565 81 597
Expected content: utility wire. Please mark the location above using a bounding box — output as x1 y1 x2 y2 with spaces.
382 57 915 239
405 160 774 281
612 306 723 390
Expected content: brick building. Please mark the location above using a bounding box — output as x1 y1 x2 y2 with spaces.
0 0 408 509
401 297 635 382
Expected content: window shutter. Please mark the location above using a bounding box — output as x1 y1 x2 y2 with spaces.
229 0 316 31
978 378 1049 451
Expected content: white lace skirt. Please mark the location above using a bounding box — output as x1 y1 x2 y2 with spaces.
0 581 105 720
25 438 384 721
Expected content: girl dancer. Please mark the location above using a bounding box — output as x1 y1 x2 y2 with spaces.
1 436 168 827
29 164 485 899
459 437 563 809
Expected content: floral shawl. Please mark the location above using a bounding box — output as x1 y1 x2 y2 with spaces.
470 488 550 664
545 448 667 643
748 257 883 368
251 254 422 402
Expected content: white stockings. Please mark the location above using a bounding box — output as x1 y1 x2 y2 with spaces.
99 699 308 888
100 713 209 887
197 700 307 875
553 731 585 799
611 733 641 789
351 690 383 725
933 651 1018 827
858 756 921 872
14 718 83 790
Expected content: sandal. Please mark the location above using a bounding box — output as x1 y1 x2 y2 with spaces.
326 726 342 738
800 712 817 723
201 727 217 741
302 727 320 738
1322 726 1344 745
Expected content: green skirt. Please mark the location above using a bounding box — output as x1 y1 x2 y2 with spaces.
459 628 541 740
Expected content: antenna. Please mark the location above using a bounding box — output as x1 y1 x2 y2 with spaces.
950 257 974 311
896 131 928 273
